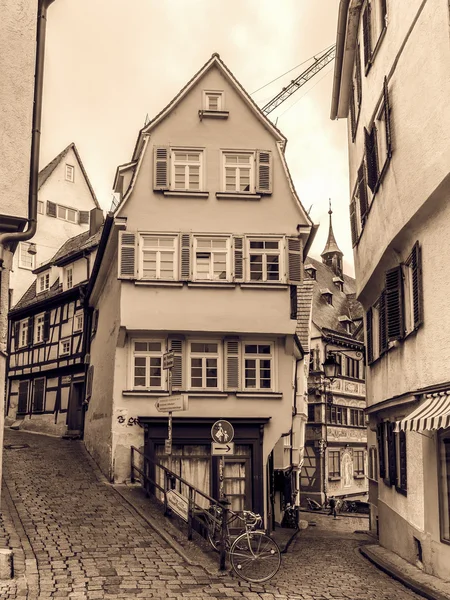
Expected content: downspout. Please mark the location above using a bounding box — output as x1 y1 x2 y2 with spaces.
0 0 55 262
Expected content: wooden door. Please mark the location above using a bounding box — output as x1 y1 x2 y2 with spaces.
67 382 84 432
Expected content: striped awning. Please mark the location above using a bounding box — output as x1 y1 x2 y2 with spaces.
396 392 450 432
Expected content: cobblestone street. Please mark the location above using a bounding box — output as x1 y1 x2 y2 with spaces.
0 430 423 600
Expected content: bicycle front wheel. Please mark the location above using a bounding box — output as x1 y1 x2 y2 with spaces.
229 531 281 583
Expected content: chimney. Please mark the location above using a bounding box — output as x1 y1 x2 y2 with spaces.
89 208 104 236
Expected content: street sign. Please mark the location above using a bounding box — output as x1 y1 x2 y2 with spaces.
163 351 175 370
211 420 234 444
165 439 172 455
156 395 188 413
166 490 189 522
212 442 235 456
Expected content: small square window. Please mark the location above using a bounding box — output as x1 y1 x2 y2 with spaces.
60 338 71 355
74 312 83 332
204 91 224 111
65 164 74 182
19 242 36 270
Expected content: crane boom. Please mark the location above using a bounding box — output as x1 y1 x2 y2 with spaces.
261 45 336 115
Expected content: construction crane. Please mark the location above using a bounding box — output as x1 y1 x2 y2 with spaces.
261 45 336 116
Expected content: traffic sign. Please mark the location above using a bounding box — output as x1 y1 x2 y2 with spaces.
163 351 175 370
156 394 188 412
212 442 235 456
211 420 234 444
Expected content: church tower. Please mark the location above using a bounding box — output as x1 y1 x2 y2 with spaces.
321 201 343 277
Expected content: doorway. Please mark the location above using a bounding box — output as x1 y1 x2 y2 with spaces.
67 382 84 433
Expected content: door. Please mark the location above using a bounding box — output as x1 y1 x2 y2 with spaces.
67 382 84 432
223 445 252 512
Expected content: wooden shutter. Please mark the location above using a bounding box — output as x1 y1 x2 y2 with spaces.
43 311 50 341
357 163 369 221
27 316 34 346
18 381 29 414
376 422 386 479
385 266 404 341
399 430 407 491
364 127 378 192
411 241 423 330
362 3 372 68
387 422 397 486
383 77 392 158
47 201 57 217
79 211 89 225
349 200 358 246
180 233 191 281
32 378 45 413
287 237 303 285
290 285 298 320
349 87 356 141
86 365 94 400
14 321 20 349
379 290 387 353
256 150 272 194
366 308 373 364
233 236 244 281
224 339 240 391
91 309 99 337
153 146 170 190
169 339 183 389
355 43 362 106
118 231 137 279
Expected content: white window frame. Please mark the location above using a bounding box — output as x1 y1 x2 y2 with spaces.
74 312 83 332
18 319 28 349
246 237 283 283
139 234 177 280
203 90 224 111
242 342 275 391
131 339 165 390
189 340 221 390
222 151 255 193
38 272 50 293
34 313 45 344
192 235 231 282
65 164 75 182
59 338 71 356
19 242 35 270
37 200 44 214
171 148 203 192
57 204 78 223
65 266 73 290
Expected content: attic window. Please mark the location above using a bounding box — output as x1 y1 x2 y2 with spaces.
333 276 344 292
65 164 74 182
320 288 333 305
305 264 317 280
338 316 353 333
38 272 50 293
199 91 229 120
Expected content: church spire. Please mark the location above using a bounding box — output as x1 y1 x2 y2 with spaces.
321 200 344 277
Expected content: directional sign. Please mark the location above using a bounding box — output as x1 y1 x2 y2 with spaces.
156 394 188 413
212 442 235 456
211 420 234 444
163 351 175 370
166 490 189 522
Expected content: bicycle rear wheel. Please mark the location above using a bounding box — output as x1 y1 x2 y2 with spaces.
207 519 221 551
229 531 281 583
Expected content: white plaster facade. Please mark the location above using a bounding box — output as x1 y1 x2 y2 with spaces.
85 54 313 525
331 0 450 581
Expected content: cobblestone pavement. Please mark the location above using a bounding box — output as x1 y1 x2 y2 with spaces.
0 430 423 600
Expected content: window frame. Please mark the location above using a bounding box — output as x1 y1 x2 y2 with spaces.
353 450 365 477
59 338 71 356
37 200 44 214
57 203 78 223
246 237 283 283
192 235 232 282
242 342 275 392
38 272 50 293
32 377 46 413
222 151 255 194
18 319 28 349
131 339 165 390
64 266 73 290
18 242 35 270
74 312 84 332
328 450 341 479
189 340 221 391
34 313 45 344
203 90 224 111
65 164 75 182
138 234 178 281
171 148 204 192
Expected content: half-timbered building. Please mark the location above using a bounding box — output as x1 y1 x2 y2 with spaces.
6 208 104 437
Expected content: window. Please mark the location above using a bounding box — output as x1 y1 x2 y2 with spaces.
354 450 365 476
439 433 450 542
395 430 407 494
377 421 405 491
327 405 348 425
18 319 29 348
37 200 44 214
17 381 29 414
32 378 45 413
308 403 316 422
139 235 177 280
243 343 273 390
223 152 254 193
60 338 71 356
172 150 202 191
349 43 362 141
34 313 45 344
65 164 74 182
132 340 164 389
350 408 365 427
345 356 360 379
368 446 378 481
190 342 220 389
247 238 281 282
65 267 73 290
19 242 35 270
38 272 50 293
204 91 224 111
74 312 83 332
193 236 230 281
57 204 78 223
329 451 341 478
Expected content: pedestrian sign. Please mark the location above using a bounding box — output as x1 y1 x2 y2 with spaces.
211 420 234 444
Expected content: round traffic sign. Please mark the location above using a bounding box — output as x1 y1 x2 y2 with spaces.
211 420 234 444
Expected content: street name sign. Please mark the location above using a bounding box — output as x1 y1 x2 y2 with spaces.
165 439 172 455
211 420 234 444
166 489 189 522
212 442 235 456
156 394 188 413
163 351 175 370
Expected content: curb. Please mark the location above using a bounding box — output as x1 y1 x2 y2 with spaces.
359 545 450 600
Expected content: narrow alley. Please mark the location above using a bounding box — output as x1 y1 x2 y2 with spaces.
0 430 422 600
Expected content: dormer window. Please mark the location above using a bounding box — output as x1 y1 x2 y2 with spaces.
64 267 73 290
38 272 50 293
204 91 224 111
65 164 74 182
338 316 353 333
305 264 317 280
333 276 344 292
320 289 333 305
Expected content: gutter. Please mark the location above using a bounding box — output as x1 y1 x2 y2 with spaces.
330 0 350 120
0 0 56 262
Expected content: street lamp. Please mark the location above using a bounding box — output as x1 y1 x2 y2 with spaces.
322 352 341 381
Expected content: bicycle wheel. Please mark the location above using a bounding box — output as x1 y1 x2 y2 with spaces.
229 531 281 583
207 518 222 551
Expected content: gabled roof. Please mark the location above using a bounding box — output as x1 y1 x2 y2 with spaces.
38 143 101 209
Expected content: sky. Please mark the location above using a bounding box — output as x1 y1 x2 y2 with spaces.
40 0 353 274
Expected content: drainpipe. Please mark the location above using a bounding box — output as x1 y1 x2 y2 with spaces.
0 0 56 262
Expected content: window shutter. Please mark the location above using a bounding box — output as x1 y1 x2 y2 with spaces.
153 146 170 190
27 316 34 346
47 201 57 217
387 422 397 486
224 339 240 391
411 241 423 330
349 87 356 142
18 381 29 414
14 321 20 348
366 308 373 364
379 290 388 353
399 430 407 491
118 231 137 279
92 309 99 337
355 43 362 106
287 237 303 285
169 339 183 389
364 127 378 192
363 3 372 68
256 150 272 194
43 311 50 341
86 365 94 400
180 233 191 281
377 423 386 479
32 378 45 412
233 236 244 281
79 211 89 225
385 265 404 341
349 200 358 246
383 77 392 158
357 163 369 222
290 285 298 320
